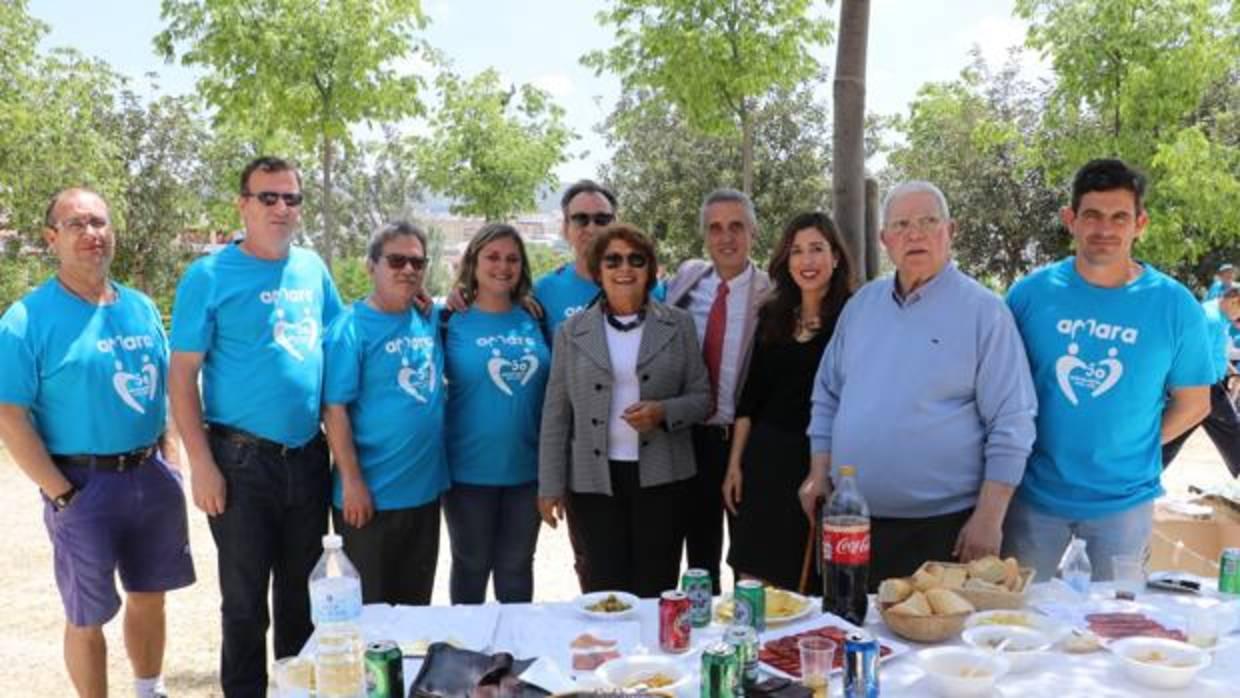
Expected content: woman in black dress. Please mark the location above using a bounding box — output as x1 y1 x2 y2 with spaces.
723 211 855 592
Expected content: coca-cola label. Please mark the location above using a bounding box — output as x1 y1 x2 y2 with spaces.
823 523 870 566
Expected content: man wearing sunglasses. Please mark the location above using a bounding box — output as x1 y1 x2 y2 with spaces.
533 180 621 336
0 188 195 698
169 156 343 696
665 188 773 594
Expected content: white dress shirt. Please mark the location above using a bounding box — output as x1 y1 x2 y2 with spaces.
687 264 754 425
605 315 644 460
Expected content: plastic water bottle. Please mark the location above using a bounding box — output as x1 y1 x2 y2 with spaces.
310 534 365 698
1057 536 1092 598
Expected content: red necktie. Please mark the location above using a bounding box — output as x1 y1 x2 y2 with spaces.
702 280 729 416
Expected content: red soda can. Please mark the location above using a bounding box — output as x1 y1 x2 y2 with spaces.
658 590 692 653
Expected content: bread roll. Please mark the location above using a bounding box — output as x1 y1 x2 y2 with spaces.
888 590 931 617
926 588 975 615
1002 557 1022 591
940 566 968 590
878 578 913 604
911 567 943 592
967 555 1007 583
963 577 1005 592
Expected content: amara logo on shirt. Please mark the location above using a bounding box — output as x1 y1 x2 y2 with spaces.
1053 318 1137 406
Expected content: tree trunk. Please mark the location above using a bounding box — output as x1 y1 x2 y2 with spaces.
740 106 754 196
864 176 880 281
832 0 871 286
321 135 335 270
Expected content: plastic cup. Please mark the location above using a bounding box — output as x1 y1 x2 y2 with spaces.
1112 554 1145 598
798 636 836 698
272 655 314 697
1187 606 1219 648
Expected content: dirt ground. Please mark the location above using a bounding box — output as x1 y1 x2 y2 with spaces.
0 433 1230 696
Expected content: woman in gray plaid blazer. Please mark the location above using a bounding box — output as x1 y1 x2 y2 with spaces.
538 224 711 597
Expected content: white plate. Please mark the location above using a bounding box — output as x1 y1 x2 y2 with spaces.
714 589 815 626
596 655 691 693
964 609 1070 642
756 619 909 679
575 591 641 620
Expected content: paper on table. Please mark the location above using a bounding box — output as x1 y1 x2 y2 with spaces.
379 603 503 653
491 608 642 677
519 656 579 694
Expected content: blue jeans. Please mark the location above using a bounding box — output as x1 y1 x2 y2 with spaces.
207 430 330 698
442 482 540 604
1002 497 1153 582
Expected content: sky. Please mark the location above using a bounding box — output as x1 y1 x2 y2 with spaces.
30 0 1042 181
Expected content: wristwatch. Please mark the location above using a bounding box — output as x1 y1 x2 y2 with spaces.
50 485 78 512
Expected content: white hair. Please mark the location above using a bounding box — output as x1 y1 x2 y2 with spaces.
881 181 951 227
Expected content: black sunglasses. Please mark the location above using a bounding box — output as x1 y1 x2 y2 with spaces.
384 253 428 271
602 252 648 270
244 191 304 207
569 212 615 227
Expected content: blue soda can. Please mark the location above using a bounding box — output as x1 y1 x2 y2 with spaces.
843 631 879 698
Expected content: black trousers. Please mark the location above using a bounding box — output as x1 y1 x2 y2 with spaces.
332 498 440 606
567 462 689 598
1162 381 1240 477
687 425 733 594
868 508 973 593
207 431 330 698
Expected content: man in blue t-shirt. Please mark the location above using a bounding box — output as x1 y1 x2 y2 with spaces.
533 180 618 336
168 157 343 696
1005 159 1214 581
322 221 448 606
1162 284 1240 476
0 188 195 698
1204 263 1235 300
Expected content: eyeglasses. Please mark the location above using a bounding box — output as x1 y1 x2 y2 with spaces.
569 212 615 228
56 217 110 234
885 215 943 235
243 191 304 207
602 252 648 269
384 253 428 271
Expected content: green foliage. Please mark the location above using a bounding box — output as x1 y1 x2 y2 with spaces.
413 68 574 222
526 243 573 282
0 253 50 317
332 256 372 305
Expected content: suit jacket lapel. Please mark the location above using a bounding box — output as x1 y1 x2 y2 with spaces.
569 305 611 371
637 304 678 368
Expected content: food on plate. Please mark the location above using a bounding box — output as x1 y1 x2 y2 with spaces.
888 590 932 617
759 625 894 677
716 588 809 622
967 556 1008 584
926 588 975 616
971 612 1034 628
570 632 618 650
878 578 914 604
572 649 621 671
1131 649 1199 668
1062 629 1102 654
586 594 632 613
622 673 677 689
1086 612 1186 642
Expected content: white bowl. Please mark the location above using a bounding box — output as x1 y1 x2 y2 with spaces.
596 655 690 694
916 646 1010 697
575 590 641 620
961 625 1053 673
1110 636 1211 690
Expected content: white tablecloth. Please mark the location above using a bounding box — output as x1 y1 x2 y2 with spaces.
328 583 1240 697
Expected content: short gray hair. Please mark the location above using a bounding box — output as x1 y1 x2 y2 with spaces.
366 220 428 263
881 181 951 228
699 188 757 233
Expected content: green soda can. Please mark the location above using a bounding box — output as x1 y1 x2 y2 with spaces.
1221 548 1240 596
723 623 759 690
700 641 739 698
734 579 766 633
365 640 405 698
682 568 713 627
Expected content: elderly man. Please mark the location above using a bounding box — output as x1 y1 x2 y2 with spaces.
0 188 195 698
1006 160 1213 581
169 156 343 696
322 221 448 605
666 188 773 593
799 181 1037 588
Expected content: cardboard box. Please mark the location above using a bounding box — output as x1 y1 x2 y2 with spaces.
1149 496 1240 577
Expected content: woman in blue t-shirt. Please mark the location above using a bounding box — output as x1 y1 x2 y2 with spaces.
442 224 551 603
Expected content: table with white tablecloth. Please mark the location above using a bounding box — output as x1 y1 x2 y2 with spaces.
313 582 1239 697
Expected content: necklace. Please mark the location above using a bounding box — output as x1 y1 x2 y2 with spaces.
794 307 821 340
605 309 645 332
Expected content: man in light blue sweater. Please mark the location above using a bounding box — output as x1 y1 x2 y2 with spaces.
800 181 1038 589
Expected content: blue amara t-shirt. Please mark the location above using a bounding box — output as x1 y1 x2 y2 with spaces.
0 279 168 454
323 301 448 510
170 242 343 447
443 306 551 485
1202 299 1233 382
534 263 666 339
1008 258 1214 520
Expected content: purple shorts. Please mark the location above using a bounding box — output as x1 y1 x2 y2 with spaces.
42 452 196 627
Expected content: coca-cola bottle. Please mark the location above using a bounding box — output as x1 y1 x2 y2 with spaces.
821 464 870 625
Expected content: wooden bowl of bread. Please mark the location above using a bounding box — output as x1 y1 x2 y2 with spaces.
916 556 1034 611
878 578 974 643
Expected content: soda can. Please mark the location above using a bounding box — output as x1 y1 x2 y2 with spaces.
364 640 405 698
723 623 759 690
843 631 879 698
1221 548 1240 595
734 580 766 633
700 642 739 698
659 590 693 653
682 568 714 627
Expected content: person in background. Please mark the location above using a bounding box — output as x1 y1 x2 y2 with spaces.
1204 262 1235 301
441 224 550 604
723 212 855 593
323 221 448 605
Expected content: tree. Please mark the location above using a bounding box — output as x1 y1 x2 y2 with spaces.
832 0 872 281
583 0 833 195
155 0 430 269
412 68 574 222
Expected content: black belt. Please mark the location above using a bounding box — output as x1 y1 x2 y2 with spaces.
695 423 732 441
207 423 321 457
52 444 156 472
